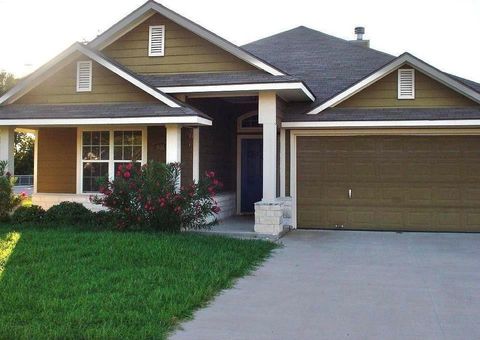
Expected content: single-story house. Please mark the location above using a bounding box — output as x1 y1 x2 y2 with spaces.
1 1 480 234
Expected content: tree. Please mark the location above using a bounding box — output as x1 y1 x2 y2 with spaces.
14 132 35 175
0 70 16 96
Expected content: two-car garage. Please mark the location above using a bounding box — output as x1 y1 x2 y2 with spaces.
296 135 480 232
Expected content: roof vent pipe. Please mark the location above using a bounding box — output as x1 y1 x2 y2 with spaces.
355 27 365 40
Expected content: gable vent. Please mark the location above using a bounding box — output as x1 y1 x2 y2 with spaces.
76 60 92 92
398 69 415 99
149 25 165 57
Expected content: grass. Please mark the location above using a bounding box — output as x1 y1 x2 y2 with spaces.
0 224 276 339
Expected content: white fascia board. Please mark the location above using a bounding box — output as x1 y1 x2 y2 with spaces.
88 2 284 76
307 53 480 115
158 82 316 101
282 120 480 129
0 116 212 127
76 45 180 108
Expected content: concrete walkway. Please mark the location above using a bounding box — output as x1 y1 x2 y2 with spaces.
171 230 480 340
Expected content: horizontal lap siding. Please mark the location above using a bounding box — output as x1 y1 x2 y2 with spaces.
17 58 157 104
297 136 480 232
37 128 77 193
102 14 257 74
338 68 478 108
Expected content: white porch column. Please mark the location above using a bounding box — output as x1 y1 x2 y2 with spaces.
165 124 181 163
192 127 200 182
0 127 15 174
258 91 277 202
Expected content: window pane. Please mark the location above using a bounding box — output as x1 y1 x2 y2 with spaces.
82 146 91 160
133 146 142 161
123 146 133 160
133 131 142 145
92 132 100 145
90 147 100 160
114 131 123 146
124 131 133 145
83 132 91 145
100 131 109 145
100 146 109 160
114 146 122 160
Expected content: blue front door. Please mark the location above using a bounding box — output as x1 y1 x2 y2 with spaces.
241 138 263 213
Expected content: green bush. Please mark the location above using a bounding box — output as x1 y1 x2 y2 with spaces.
11 205 46 224
91 161 222 232
91 210 117 229
0 161 21 221
44 201 93 225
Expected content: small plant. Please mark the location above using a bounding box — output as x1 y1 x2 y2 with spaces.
0 161 21 221
44 201 93 224
92 161 222 232
11 205 46 224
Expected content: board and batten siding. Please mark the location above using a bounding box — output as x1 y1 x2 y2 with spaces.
102 13 257 75
338 67 478 108
16 58 157 105
37 128 77 193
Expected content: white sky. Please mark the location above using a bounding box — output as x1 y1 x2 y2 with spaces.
0 0 479 82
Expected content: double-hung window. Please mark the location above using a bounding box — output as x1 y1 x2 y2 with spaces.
81 129 144 193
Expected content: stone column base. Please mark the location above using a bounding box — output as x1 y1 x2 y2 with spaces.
254 200 284 235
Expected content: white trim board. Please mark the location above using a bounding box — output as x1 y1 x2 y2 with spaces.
88 1 284 76
306 53 480 114
0 43 180 108
157 82 315 102
0 116 212 127
282 120 480 129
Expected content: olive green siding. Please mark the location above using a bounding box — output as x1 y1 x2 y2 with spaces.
102 14 257 74
338 67 478 108
297 135 480 232
17 58 157 105
37 128 77 193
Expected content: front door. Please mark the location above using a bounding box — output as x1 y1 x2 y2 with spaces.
241 138 263 213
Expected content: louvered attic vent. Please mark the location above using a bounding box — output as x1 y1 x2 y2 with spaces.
76 60 92 92
397 68 415 99
149 25 165 56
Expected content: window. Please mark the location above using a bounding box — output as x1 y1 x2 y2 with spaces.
237 111 261 132
398 68 415 99
148 25 165 56
81 129 144 193
76 60 92 92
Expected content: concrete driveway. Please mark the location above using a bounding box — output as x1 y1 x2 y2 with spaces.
171 230 480 340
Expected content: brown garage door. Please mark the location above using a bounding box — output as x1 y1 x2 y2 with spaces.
297 136 480 232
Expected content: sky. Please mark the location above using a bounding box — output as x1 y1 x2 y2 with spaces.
0 0 479 82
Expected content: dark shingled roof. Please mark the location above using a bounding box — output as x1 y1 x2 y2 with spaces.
284 107 480 122
140 71 301 87
242 26 396 113
0 103 211 120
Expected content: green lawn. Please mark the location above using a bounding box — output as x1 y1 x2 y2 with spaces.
0 225 276 339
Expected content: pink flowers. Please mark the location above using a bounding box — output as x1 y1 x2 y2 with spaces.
205 170 215 179
211 205 221 214
123 171 131 179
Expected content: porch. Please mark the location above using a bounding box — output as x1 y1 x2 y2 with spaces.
0 92 291 235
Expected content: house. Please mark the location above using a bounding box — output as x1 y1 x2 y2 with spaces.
1 1 480 234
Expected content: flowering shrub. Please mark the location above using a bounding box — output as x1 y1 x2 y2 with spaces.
91 161 222 232
0 161 22 221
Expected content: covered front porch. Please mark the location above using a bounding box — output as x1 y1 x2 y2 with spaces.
0 91 292 235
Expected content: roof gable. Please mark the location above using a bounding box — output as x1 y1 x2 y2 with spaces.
89 1 284 76
0 43 181 107
306 53 480 114
338 65 479 108
102 13 258 74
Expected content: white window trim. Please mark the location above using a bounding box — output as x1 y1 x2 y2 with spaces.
76 126 148 194
398 68 415 99
76 60 92 92
148 25 165 57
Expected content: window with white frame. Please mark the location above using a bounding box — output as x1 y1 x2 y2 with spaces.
76 60 92 92
148 25 165 56
81 130 144 193
398 68 415 99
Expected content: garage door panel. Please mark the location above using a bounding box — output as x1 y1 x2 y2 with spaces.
297 135 480 232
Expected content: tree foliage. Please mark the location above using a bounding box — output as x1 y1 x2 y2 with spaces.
14 132 35 175
0 70 16 96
